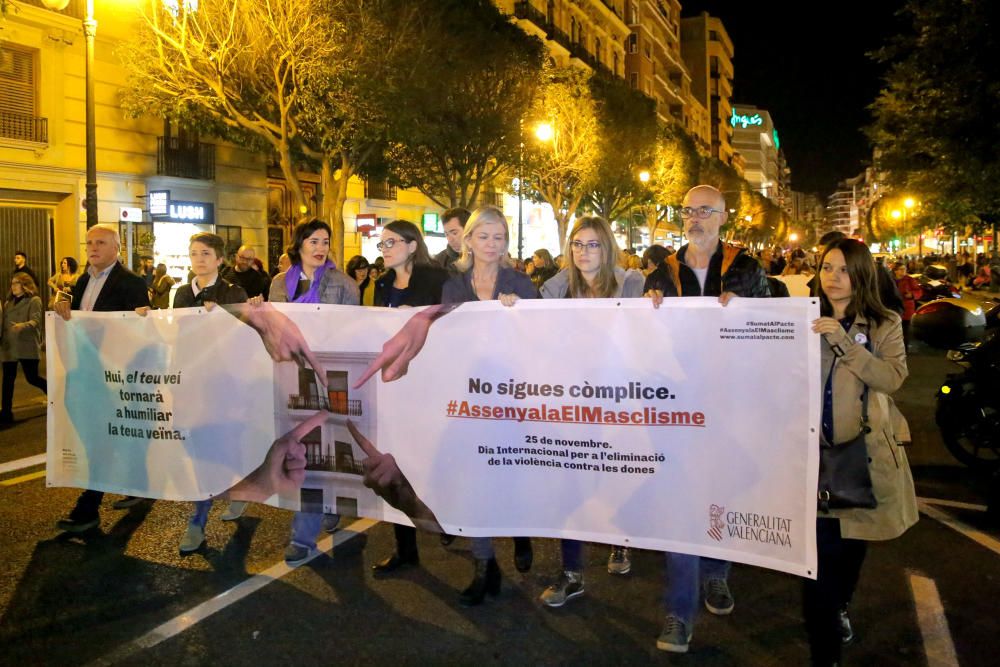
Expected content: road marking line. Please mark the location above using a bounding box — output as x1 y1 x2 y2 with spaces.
0 470 46 486
918 496 988 512
919 501 1000 557
87 518 378 666
908 571 959 667
0 453 46 475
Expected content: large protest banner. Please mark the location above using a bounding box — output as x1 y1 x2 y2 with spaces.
47 297 820 577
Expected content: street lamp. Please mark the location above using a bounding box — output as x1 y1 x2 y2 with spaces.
534 121 553 142
42 0 98 228
517 121 554 260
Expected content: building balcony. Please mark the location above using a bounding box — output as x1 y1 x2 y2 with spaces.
0 112 48 144
480 190 504 207
513 1 549 31
364 179 397 201
157 137 215 180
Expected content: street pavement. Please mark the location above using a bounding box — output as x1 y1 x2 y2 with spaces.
1 309 998 666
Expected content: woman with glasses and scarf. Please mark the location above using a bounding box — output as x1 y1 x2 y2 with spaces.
270 218 360 567
369 219 449 577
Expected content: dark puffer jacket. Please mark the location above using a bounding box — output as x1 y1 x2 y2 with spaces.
646 241 770 298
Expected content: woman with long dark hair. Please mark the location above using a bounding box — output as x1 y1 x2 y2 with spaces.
441 205 538 605
270 218 360 566
48 256 80 307
370 219 449 576
807 239 917 666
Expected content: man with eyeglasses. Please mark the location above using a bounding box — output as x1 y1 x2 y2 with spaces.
650 185 770 654
222 245 270 300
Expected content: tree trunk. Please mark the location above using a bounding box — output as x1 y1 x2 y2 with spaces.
277 141 307 216
321 155 352 267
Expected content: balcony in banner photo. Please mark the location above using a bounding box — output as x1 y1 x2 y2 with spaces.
287 369 363 416
276 351 379 516
303 428 366 475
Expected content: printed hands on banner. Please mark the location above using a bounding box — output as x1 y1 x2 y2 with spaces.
347 419 443 533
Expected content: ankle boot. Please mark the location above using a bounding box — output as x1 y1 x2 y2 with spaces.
513 537 533 572
459 557 501 606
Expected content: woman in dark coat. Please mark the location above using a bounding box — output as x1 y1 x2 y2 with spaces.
370 219 449 577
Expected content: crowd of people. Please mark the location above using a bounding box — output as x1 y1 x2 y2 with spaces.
0 183 945 664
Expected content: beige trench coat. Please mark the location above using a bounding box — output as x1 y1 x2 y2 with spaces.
820 311 919 541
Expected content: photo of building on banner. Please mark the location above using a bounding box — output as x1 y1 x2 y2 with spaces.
46 298 820 577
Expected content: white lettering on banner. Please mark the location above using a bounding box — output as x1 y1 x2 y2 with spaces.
45 299 821 578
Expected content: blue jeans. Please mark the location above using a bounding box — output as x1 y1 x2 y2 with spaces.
471 536 495 560
289 511 340 549
561 539 583 572
189 499 212 529
663 553 731 626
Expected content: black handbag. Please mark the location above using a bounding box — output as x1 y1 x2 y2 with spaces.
818 353 877 512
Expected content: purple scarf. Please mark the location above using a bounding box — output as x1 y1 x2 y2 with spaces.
284 259 337 303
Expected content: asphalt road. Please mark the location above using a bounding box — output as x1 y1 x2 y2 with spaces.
1 322 997 666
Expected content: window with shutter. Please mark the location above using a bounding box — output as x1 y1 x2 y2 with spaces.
1 46 37 117
0 46 44 143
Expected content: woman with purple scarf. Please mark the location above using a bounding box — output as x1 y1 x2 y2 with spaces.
269 218 360 567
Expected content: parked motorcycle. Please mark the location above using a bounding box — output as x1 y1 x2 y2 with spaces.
936 330 1000 470
915 265 961 305
912 297 989 347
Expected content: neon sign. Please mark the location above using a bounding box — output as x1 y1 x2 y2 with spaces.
730 110 763 128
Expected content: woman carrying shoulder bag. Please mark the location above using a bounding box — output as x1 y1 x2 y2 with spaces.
808 238 918 666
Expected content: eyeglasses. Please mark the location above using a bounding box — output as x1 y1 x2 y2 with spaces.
570 240 602 252
679 206 724 219
377 238 406 251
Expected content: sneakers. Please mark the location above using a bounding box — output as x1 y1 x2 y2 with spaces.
839 607 855 644
703 577 735 615
284 543 316 567
321 513 340 533
180 524 206 554
539 571 584 608
112 496 143 510
56 516 99 533
656 615 692 653
607 546 632 575
220 501 248 521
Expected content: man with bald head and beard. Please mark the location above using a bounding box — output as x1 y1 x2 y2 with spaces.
222 245 270 299
645 185 770 654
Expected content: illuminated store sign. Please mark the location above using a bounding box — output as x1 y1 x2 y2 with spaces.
730 110 763 129
148 190 169 216
149 190 215 224
168 203 209 221
422 212 442 235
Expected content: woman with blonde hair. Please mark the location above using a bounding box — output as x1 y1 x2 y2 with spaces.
441 205 538 605
150 263 173 309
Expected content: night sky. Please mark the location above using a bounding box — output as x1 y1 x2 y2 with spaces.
680 0 907 197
